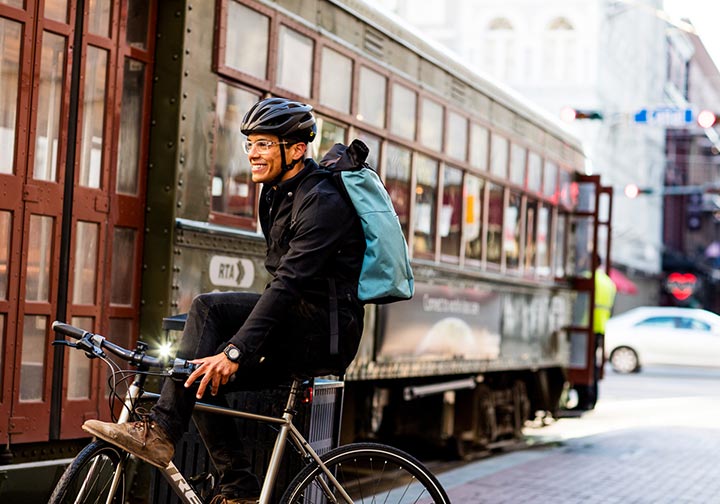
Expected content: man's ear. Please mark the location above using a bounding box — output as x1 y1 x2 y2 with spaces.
291 142 307 161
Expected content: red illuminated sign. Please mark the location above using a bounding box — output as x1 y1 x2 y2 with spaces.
666 272 697 301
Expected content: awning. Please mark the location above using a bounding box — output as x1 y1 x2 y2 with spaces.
609 268 638 295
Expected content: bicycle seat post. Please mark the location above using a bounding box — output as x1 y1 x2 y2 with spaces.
259 377 306 504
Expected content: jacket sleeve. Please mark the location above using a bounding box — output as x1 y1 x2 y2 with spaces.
227 188 356 364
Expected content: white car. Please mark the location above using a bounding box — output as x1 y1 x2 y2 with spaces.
604 306 720 373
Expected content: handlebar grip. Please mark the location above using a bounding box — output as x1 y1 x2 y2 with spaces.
52 321 88 341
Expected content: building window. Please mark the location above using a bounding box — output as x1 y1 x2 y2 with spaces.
484 17 515 81
543 17 575 82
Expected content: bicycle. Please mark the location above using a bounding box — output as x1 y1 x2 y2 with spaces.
48 321 451 503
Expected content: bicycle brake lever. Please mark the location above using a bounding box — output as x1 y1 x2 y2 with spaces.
168 361 199 381
52 340 77 348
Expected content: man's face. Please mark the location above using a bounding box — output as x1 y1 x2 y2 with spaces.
246 133 304 184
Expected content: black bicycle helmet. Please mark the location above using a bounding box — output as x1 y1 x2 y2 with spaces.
241 97 317 143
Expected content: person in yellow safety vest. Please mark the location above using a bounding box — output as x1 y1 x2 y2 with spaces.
576 254 617 410
594 265 617 335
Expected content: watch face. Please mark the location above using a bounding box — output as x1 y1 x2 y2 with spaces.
225 346 240 362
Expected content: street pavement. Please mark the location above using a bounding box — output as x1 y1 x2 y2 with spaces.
436 370 720 503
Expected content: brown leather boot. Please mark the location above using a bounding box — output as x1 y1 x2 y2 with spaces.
82 418 175 468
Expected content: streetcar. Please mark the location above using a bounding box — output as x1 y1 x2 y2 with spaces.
0 0 611 495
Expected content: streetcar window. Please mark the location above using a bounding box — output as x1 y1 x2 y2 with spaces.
88 0 111 37
68 316 93 399
0 211 9 299
320 47 352 114
26 215 54 302
575 179 596 213
314 116 346 160
537 206 553 277
527 151 542 192
469 123 489 170
486 183 503 266
126 0 150 50
559 169 578 209
544 160 558 201
413 154 438 258
224 2 269 81
110 227 137 306
385 143 412 238
116 58 145 195
33 31 65 183
79 46 108 189
554 213 566 277
277 25 314 98
510 143 526 187
20 315 47 401
504 192 522 270
525 199 538 274
390 82 417 141
440 166 463 260
358 67 386 128
44 0 68 23
0 315 4 388
107 318 133 398
212 82 259 221
355 130 380 169
72 221 99 305
489 132 508 179
446 111 467 161
0 18 20 174
463 174 484 264
419 98 443 151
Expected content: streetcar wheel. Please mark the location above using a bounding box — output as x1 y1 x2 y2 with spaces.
610 346 640 374
48 440 127 504
281 442 450 503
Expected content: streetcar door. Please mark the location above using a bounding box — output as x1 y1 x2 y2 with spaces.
563 174 612 410
0 1 155 444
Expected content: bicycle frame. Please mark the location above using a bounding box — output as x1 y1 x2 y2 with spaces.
113 372 352 504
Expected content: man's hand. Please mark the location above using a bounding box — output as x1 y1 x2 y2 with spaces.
185 353 239 399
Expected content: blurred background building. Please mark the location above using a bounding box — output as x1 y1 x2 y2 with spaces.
367 0 720 313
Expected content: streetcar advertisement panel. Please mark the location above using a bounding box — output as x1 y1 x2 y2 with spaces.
379 284 502 360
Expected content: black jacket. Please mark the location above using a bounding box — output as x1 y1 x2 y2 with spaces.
228 159 365 372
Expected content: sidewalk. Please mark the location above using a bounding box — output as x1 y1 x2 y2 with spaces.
437 426 720 503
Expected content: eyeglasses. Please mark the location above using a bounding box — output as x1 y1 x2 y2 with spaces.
242 140 289 154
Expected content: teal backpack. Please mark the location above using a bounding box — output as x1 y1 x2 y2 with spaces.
293 139 414 305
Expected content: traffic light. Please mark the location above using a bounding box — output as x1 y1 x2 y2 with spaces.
697 109 718 129
624 184 653 198
687 191 702 231
560 107 604 122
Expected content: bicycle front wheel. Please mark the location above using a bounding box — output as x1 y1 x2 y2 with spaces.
281 442 450 503
49 440 128 504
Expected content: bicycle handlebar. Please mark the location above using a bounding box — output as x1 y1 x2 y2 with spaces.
52 320 197 378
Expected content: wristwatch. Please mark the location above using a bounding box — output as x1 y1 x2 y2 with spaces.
223 344 241 363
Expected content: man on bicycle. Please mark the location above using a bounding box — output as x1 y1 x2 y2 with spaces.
83 97 366 504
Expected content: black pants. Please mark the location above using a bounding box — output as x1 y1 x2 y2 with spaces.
151 292 298 498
